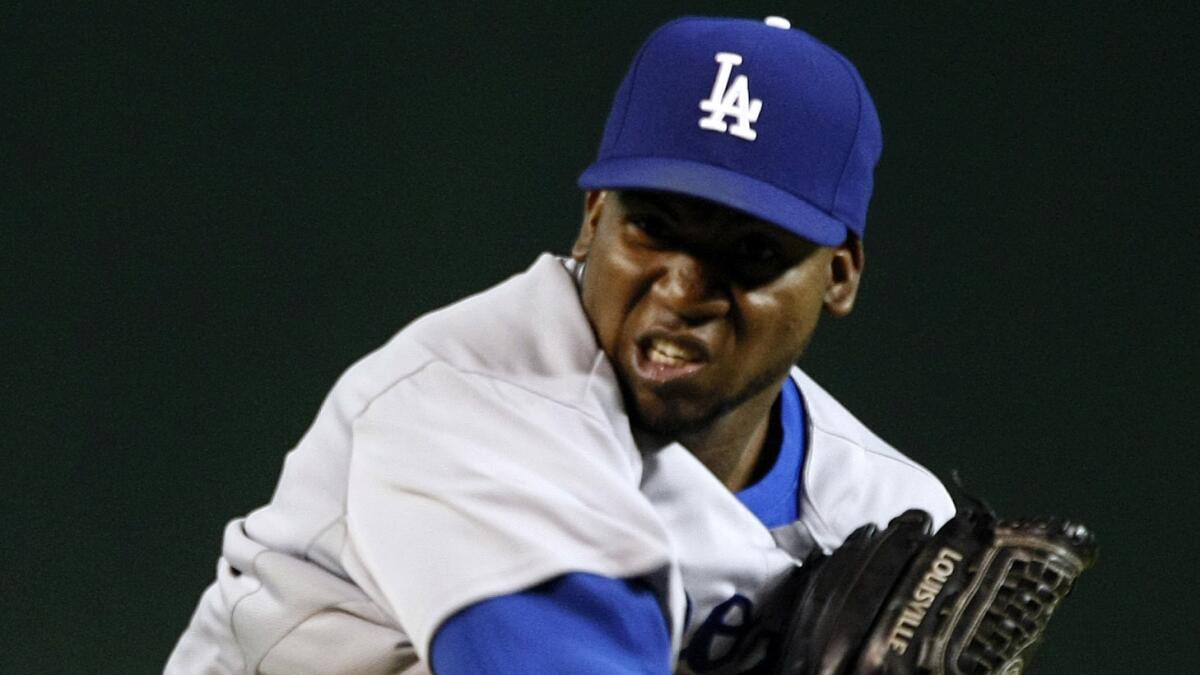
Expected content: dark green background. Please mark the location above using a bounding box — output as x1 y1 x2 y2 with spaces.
4 2 1196 672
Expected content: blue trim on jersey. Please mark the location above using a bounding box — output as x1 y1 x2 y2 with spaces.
735 377 806 528
431 572 671 674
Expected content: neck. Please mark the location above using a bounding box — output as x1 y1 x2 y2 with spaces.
674 378 785 491
680 415 770 491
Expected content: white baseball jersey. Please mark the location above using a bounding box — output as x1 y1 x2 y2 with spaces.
166 254 953 674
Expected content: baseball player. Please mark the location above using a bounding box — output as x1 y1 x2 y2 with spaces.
168 16 965 674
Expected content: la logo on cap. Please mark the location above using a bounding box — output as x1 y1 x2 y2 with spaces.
698 52 762 141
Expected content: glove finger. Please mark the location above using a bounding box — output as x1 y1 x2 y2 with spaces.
780 510 934 675
816 510 933 673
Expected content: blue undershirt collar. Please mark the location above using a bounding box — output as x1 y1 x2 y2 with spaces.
735 377 806 529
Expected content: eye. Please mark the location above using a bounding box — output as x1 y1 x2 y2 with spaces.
627 214 672 243
728 232 792 285
732 233 781 264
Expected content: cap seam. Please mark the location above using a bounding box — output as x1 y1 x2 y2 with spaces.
607 17 696 153
827 48 866 226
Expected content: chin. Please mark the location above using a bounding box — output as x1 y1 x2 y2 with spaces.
629 397 720 439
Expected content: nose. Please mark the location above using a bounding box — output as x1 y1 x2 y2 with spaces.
652 250 731 324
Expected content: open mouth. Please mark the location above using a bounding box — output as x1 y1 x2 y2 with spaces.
646 337 702 365
633 335 709 384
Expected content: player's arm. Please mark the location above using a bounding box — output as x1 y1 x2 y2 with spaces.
431 572 671 674
346 362 682 665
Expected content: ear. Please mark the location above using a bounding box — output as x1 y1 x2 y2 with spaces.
823 234 865 317
571 190 607 261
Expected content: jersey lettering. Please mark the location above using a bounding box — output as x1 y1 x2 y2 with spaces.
682 594 753 671
698 52 762 141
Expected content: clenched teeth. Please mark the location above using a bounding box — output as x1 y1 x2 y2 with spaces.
647 338 701 365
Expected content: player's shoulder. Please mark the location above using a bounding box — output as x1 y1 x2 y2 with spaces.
331 254 618 424
404 253 604 395
403 254 589 362
791 367 955 548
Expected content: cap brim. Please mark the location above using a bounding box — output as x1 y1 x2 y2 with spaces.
578 157 848 246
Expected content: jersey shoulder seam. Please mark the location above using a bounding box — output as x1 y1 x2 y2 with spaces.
791 368 940 482
808 421 940 479
359 356 609 430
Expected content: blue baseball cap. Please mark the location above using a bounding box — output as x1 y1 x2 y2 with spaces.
578 16 882 246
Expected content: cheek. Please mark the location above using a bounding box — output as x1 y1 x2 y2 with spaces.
740 272 827 355
581 238 646 353
580 266 616 350
750 303 817 355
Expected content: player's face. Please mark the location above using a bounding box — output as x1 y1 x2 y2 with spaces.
573 190 862 436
